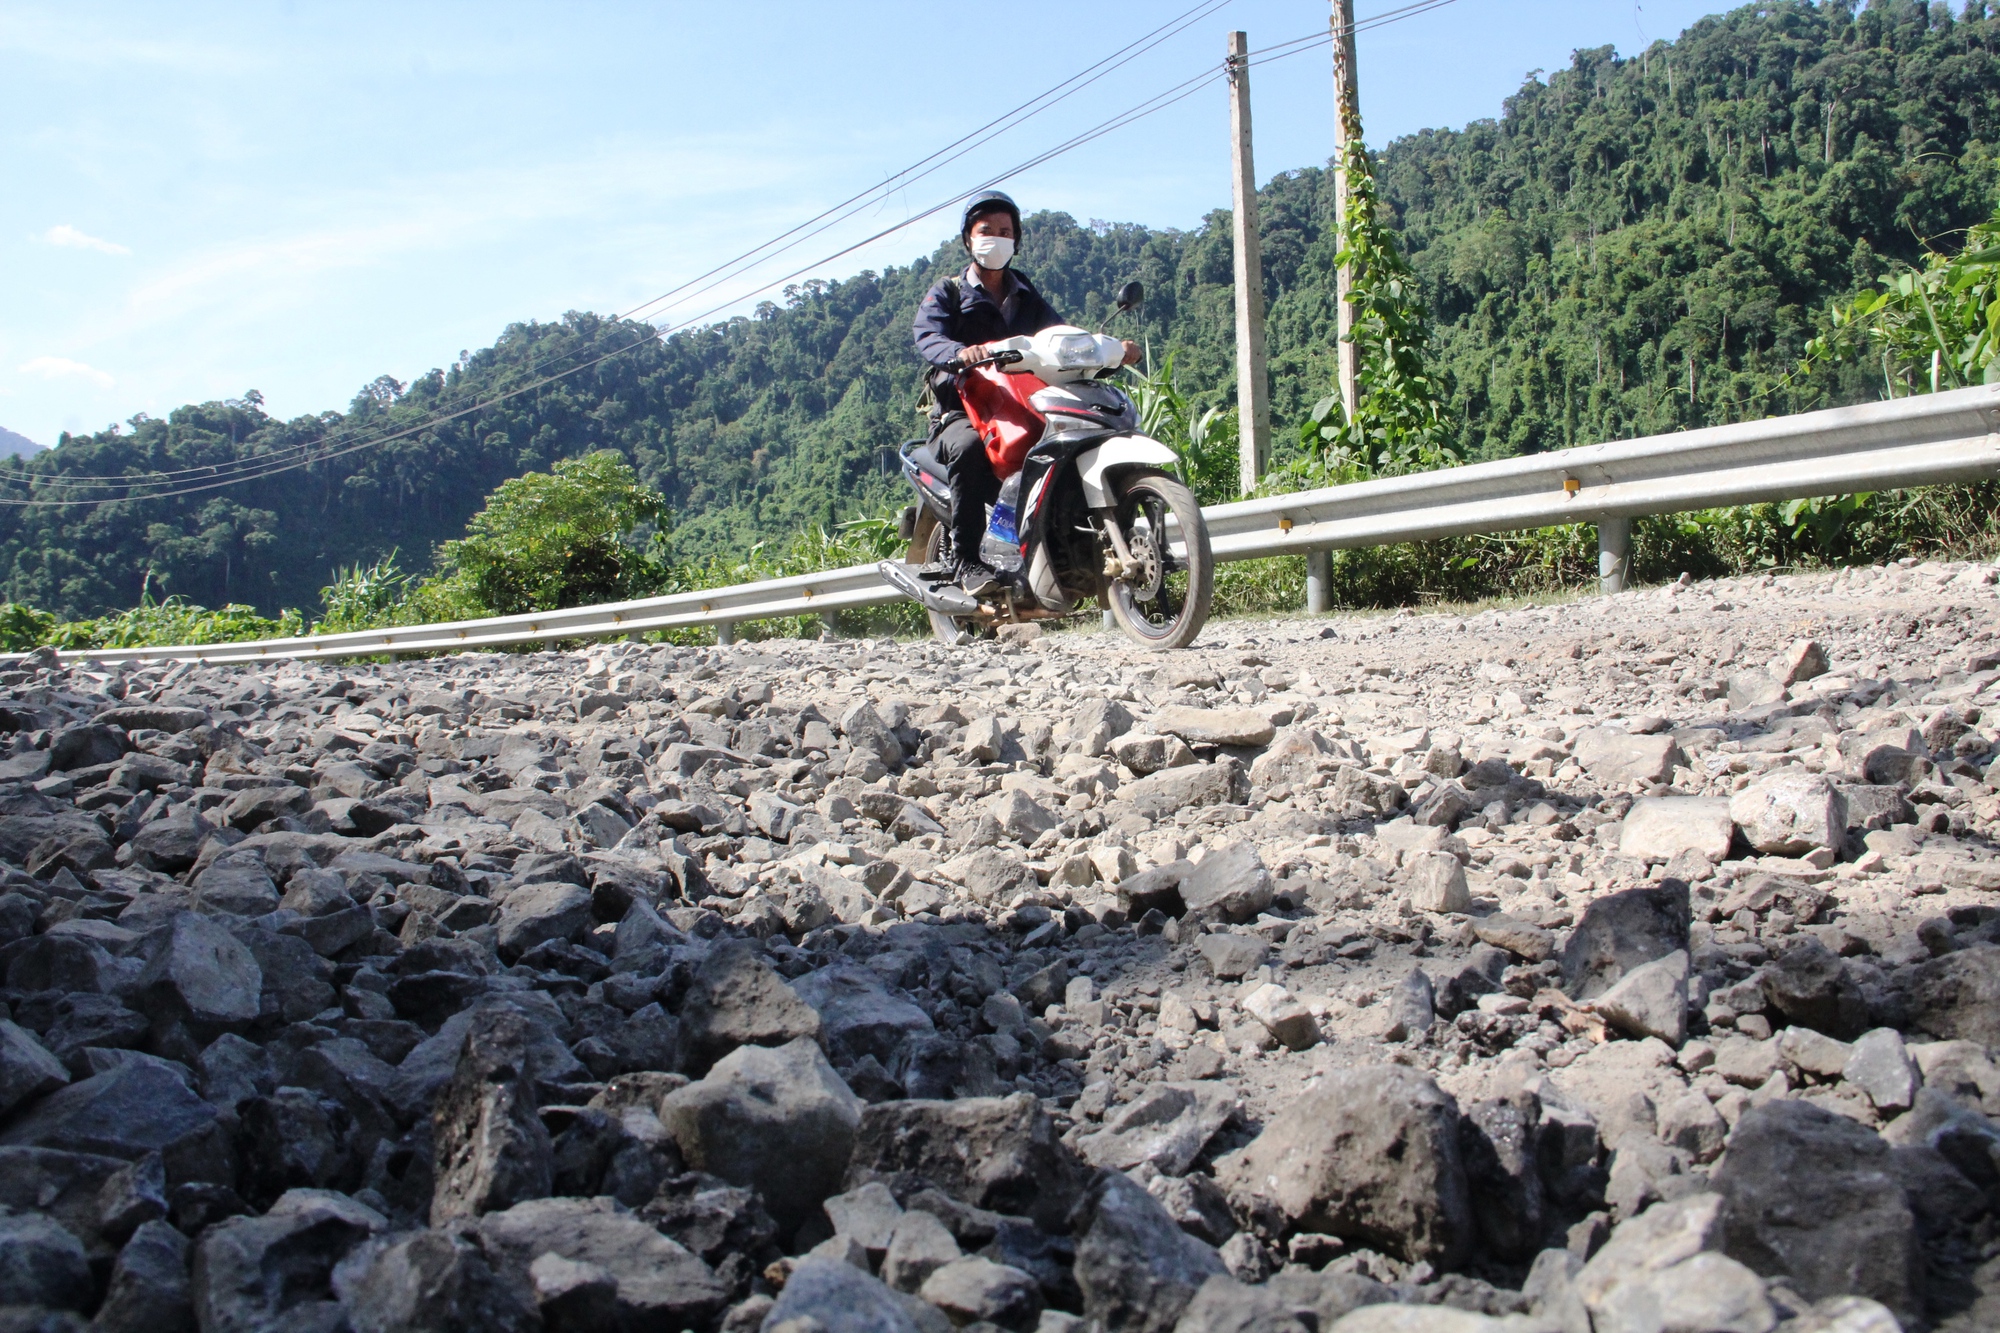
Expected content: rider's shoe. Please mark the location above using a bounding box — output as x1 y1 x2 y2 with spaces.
957 560 1002 596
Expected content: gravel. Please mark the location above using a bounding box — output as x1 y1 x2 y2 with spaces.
0 557 1994 1329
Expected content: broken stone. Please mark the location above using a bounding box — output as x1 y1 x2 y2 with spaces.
1072 1169 1227 1333
1590 950 1690 1048
660 1036 861 1237
1730 771 1848 856
1179 842 1275 922
1618 796 1734 863
429 1007 554 1224
1561 882 1690 1001
1216 1064 1473 1267
1713 1100 1923 1328
1405 851 1471 915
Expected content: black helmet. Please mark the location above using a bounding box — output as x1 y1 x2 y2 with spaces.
960 190 1021 242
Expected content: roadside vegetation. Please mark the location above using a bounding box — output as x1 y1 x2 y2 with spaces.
3 3 1997 652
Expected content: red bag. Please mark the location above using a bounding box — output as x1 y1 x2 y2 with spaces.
958 366 1047 478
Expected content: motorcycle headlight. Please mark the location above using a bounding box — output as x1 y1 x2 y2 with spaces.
1052 334 1100 368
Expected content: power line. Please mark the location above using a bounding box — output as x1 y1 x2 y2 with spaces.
0 1 1232 495
1 0 1468 509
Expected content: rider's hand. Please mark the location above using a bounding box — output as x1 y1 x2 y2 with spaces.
1120 340 1143 366
963 343 989 364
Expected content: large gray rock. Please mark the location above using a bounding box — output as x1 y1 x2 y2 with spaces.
1179 842 1275 922
881 1207 962 1293
840 700 904 768
478 1196 730 1329
137 911 264 1032
1073 1170 1227 1333
389 996 587 1122
918 1255 1042 1329
1618 796 1734 862
1761 936 1868 1040
95 1218 194 1333
789 964 934 1066
118 814 210 873
1590 950 1690 1047
1076 1082 1237 1177
845 1092 1088 1234
0 1060 218 1161
1730 771 1848 855
1123 761 1245 820
493 881 592 963
0 1211 91 1312
1405 851 1471 915
1154 706 1276 748
0 1018 68 1116
661 1036 861 1237
987 788 1058 843
1844 1029 1919 1114
194 1189 389 1333
190 857 282 916
764 1254 926 1333
96 702 209 732
1172 1274 1315 1333
1457 1091 1544 1263
1567 1194 1773 1333
1573 729 1683 788
1215 1064 1474 1267
50 723 129 772
1890 945 2000 1046
678 940 824 1073
334 1226 538 1333
1561 881 1689 1001
961 847 1040 904
429 1007 553 1224
1196 931 1270 981
1713 1100 1923 1328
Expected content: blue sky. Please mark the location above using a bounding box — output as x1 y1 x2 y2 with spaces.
3 0 1728 449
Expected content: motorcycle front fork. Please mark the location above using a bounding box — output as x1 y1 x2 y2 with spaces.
1092 508 1140 581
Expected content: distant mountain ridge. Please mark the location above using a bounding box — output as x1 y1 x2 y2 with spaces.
0 427 46 460
0 0 1993 621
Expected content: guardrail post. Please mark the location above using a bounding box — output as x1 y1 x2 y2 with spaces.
1305 549 1333 614
1598 517 1631 595
716 621 736 646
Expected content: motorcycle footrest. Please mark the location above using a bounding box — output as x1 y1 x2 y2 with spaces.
878 561 980 617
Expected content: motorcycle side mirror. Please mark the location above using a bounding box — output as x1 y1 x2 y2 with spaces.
1116 281 1144 311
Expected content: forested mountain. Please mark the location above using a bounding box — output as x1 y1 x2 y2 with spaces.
5 0 1996 620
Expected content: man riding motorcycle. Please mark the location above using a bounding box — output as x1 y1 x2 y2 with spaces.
912 190 1139 594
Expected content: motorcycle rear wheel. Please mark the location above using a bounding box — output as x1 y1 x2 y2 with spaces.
1104 467 1213 650
907 508 976 645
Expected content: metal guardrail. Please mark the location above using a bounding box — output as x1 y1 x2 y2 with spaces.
36 383 2000 665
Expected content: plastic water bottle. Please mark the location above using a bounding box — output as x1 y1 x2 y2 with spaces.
980 473 1025 572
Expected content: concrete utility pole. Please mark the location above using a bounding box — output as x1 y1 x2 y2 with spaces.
1227 31 1271 497
1308 0 1362 614
1330 0 1360 421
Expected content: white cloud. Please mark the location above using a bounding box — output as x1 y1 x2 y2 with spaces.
18 356 114 387
38 224 130 255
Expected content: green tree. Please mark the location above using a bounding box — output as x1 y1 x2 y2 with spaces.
1804 203 2000 392
423 451 669 616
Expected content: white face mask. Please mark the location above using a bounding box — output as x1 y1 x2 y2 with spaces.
970 235 1015 271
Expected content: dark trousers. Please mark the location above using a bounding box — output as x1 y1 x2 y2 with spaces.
934 414 998 563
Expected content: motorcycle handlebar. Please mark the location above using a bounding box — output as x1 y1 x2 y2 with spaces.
949 348 1024 373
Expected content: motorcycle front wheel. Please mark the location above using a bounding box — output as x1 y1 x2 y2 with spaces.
1103 467 1212 650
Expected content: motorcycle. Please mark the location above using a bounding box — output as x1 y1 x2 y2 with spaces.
879 282 1214 650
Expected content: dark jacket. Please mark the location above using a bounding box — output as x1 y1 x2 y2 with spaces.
912 266 1065 413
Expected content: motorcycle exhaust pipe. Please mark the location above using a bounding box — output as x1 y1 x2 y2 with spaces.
878 561 980 617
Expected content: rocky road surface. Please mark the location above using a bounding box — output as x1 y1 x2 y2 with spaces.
1 556 1998 1333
